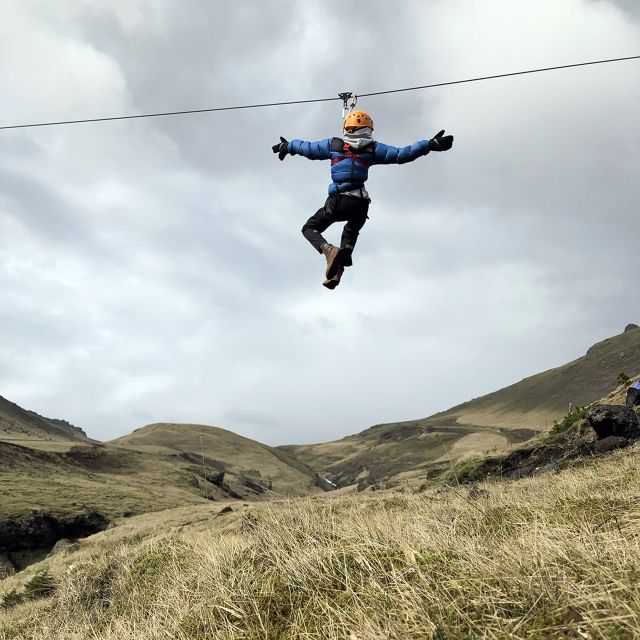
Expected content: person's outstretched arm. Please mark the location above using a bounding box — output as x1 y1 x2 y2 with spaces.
372 130 454 164
271 137 333 161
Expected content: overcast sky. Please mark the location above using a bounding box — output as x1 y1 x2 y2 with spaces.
1 0 639 445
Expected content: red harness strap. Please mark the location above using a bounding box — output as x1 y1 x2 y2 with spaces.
331 143 371 168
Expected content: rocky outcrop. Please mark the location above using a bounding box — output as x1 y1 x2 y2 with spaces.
586 404 640 439
593 436 630 453
0 395 88 441
241 476 272 493
204 471 226 486
624 324 639 333
453 403 640 484
0 510 109 553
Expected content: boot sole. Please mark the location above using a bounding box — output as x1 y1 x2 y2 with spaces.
326 248 351 279
323 268 344 290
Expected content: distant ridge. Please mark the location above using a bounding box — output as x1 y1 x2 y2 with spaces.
0 396 88 442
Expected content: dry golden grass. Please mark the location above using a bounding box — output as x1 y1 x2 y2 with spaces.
3 442 640 639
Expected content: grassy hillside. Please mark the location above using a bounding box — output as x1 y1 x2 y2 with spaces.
0 396 88 445
282 325 640 487
0 420 322 570
3 442 640 639
110 422 321 496
426 323 640 430
0 441 211 525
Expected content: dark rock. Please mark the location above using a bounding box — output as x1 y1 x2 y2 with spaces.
594 436 630 453
0 510 110 553
217 506 233 516
242 477 267 494
205 471 225 486
624 324 639 333
46 418 87 438
587 404 640 439
219 483 244 500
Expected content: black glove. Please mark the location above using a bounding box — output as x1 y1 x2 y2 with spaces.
271 136 289 161
429 129 453 152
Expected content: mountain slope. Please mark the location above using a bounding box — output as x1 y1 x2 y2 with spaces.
427 323 640 431
1 418 322 528
0 407 323 571
0 396 88 444
281 325 640 487
110 422 322 497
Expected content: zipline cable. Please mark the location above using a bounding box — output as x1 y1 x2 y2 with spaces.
357 54 640 98
1 54 639 131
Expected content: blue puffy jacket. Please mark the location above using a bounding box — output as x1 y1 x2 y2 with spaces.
288 137 432 195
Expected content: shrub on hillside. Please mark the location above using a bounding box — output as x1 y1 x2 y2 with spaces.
550 406 588 435
0 570 56 610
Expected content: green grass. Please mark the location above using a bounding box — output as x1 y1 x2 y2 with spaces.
0 441 209 523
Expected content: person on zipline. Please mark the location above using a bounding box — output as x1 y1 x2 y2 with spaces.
272 110 454 289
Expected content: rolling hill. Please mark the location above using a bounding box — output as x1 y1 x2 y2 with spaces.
109 422 325 497
280 324 640 487
1 419 324 572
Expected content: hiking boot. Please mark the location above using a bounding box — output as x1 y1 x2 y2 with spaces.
322 244 340 279
341 248 353 267
323 265 344 290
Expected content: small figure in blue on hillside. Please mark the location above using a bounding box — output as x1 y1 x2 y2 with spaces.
272 110 453 289
627 380 640 409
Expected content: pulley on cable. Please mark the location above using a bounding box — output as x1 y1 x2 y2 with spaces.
338 92 358 120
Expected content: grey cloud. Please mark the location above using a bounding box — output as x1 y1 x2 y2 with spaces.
1 0 639 446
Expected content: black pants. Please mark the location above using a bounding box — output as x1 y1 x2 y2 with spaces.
301 195 370 254
627 387 640 408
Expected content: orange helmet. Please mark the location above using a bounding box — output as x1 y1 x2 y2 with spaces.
344 110 374 131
